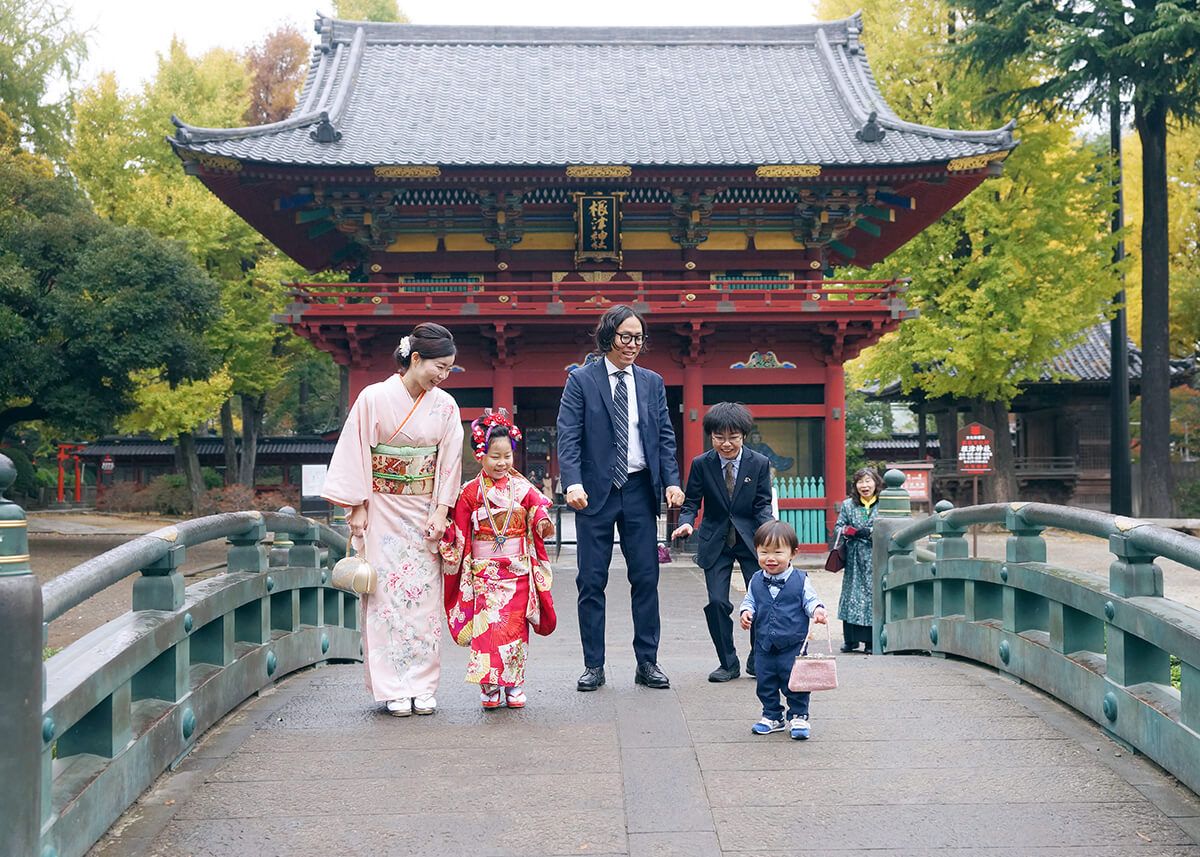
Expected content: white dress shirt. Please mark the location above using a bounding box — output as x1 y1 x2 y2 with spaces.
566 357 646 495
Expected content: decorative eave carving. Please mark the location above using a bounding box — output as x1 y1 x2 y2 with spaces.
375 165 442 178
478 190 525 249
946 152 1008 172
566 165 632 178
756 164 822 178
668 189 717 249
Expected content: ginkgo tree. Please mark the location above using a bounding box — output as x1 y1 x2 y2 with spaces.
819 0 1122 502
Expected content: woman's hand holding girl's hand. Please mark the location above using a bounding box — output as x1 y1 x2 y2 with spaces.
424 508 450 542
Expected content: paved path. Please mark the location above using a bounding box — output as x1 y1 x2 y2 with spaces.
90 556 1200 857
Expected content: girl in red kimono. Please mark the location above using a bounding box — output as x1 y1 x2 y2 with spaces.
441 410 556 709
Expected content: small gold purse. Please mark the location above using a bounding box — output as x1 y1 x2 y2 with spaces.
330 536 377 595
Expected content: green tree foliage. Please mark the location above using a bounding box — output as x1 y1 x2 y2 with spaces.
946 0 1200 516
334 0 409 22
820 0 1121 502
0 134 220 440
0 0 87 157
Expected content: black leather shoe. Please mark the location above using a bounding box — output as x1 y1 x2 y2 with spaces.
746 655 756 677
576 666 605 692
708 662 741 683
635 661 670 689
840 642 857 653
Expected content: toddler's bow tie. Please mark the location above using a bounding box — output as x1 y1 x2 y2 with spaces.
763 575 786 588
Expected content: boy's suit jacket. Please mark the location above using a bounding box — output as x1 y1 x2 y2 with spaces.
677 447 774 568
556 358 680 517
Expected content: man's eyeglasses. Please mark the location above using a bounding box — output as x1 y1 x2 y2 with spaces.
615 333 646 346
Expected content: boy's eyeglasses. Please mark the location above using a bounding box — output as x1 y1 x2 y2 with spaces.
712 434 743 445
614 333 646 345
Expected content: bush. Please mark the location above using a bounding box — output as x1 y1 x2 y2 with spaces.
0 447 38 498
201 467 223 490
143 475 192 516
1177 479 1200 517
96 481 150 513
257 488 300 512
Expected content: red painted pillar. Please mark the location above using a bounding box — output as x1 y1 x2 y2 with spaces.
73 456 83 503
824 361 847 529
683 360 704 468
56 447 66 504
493 361 514 414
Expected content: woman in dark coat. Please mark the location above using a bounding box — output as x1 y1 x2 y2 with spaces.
834 467 883 653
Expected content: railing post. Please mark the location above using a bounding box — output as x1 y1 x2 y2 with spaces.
873 469 913 654
1106 532 1169 689
0 455 43 857
132 542 186 611
269 506 295 568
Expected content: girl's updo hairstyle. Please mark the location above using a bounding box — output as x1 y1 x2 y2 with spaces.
394 322 456 370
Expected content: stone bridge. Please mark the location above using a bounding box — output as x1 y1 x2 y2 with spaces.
2 461 1199 857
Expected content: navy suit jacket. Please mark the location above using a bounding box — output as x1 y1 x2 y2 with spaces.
677 447 774 568
556 358 681 517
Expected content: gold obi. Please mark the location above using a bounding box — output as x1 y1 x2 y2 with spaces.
370 443 436 496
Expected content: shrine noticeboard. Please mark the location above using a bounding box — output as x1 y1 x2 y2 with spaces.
957 423 995 475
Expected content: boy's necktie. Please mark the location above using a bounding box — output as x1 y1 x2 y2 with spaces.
725 459 736 546
612 370 629 489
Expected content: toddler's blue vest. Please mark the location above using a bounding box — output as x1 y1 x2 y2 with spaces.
750 570 811 653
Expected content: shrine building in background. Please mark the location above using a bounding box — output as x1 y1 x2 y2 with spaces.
171 13 1014 549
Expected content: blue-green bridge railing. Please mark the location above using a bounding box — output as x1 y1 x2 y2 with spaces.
872 470 1200 797
0 456 362 857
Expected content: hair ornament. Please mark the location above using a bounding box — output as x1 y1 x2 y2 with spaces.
470 408 522 460
398 336 412 358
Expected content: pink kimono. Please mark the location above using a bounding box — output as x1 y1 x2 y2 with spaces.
322 375 463 702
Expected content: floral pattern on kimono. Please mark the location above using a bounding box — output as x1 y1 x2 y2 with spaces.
440 472 554 687
321 375 463 702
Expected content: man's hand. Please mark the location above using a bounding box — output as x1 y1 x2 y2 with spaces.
566 487 589 510
739 610 753 630
670 523 693 540
813 606 828 625
665 485 685 508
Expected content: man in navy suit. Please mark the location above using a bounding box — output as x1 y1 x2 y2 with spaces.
557 305 684 691
672 402 774 682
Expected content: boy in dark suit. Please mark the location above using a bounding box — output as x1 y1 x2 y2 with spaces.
671 402 774 681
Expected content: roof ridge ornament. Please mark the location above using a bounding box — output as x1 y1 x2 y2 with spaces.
856 111 886 143
310 112 342 143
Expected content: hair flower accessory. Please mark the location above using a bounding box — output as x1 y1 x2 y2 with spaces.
469 408 522 460
398 336 412 358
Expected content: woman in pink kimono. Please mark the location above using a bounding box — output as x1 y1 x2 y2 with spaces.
322 323 464 717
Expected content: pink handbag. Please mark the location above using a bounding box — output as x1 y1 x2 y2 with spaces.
788 623 839 692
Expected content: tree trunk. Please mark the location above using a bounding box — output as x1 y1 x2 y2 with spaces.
934 407 958 461
967 399 1017 503
1135 99 1174 516
177 432 205 513
220 399 238 486
338 364 351 424
297 376 311 434
239 394 265 486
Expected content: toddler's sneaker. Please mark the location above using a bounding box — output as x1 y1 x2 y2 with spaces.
790 716 810 740
505 686 527 708
751 717 785 735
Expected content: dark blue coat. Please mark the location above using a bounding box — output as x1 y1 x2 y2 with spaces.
677 447 774 567
556 358 681 516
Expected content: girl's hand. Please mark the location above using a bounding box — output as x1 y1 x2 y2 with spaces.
347 504 368 537
537 518 555 539
813 606 828 625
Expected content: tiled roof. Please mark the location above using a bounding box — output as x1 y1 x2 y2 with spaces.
81 437 335 459
171 14 1014 168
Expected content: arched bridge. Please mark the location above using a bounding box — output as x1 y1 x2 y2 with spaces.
2 461 1199 857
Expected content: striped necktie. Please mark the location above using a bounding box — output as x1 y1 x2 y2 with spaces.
612 370 629 489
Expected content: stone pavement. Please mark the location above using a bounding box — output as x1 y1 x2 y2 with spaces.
91 555 1200 857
